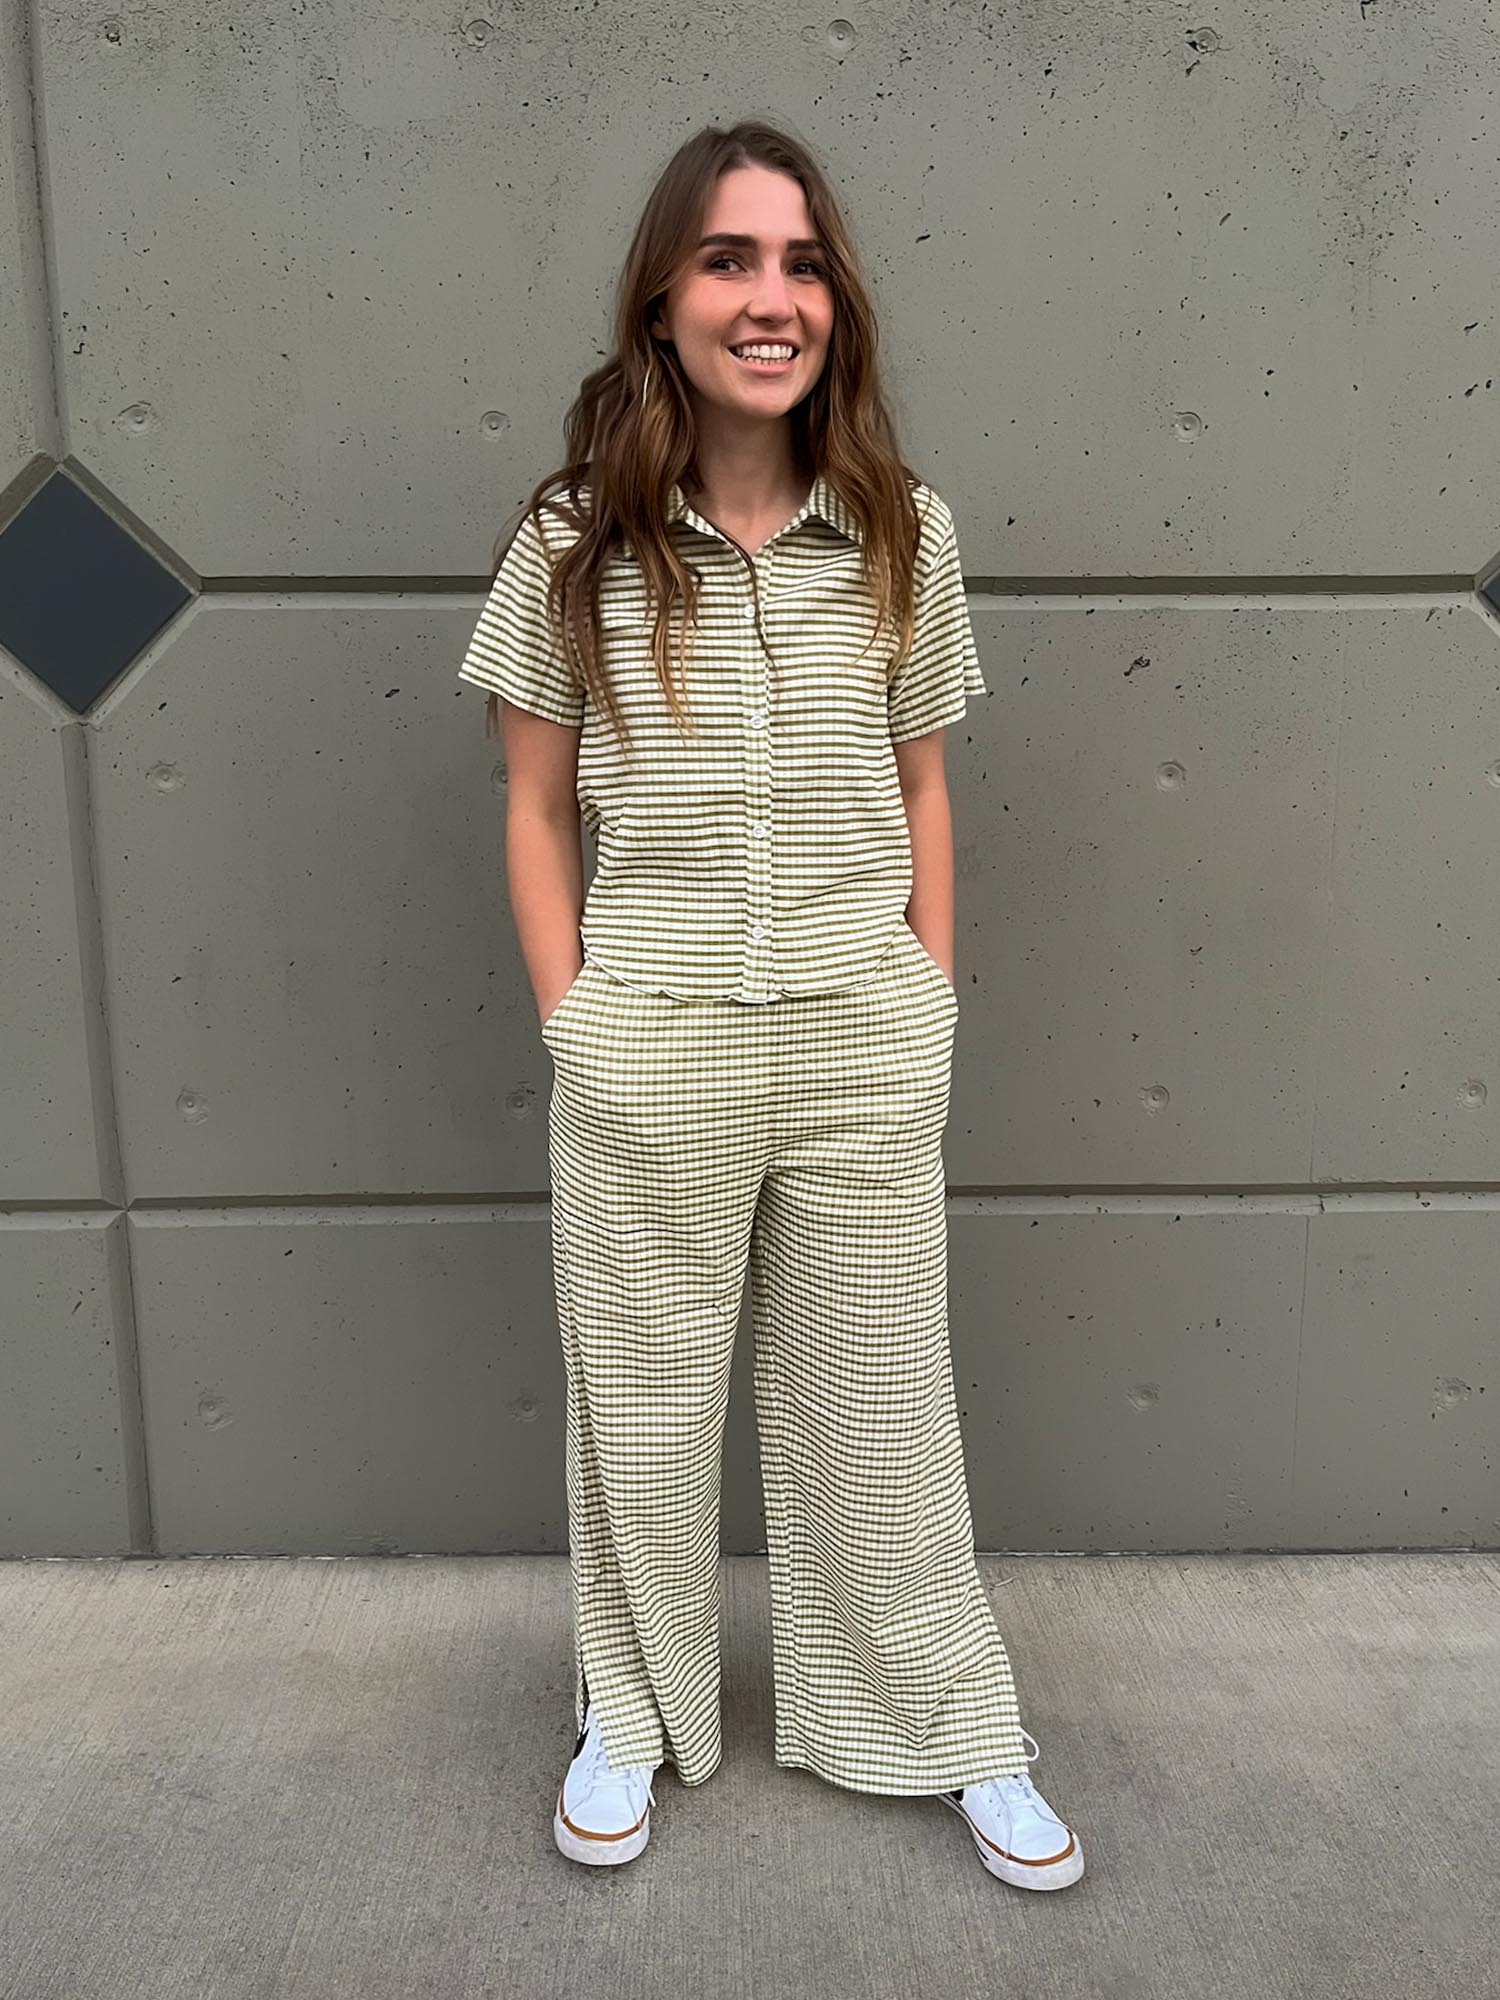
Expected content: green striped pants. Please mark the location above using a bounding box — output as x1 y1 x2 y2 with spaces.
541 916 1030 1795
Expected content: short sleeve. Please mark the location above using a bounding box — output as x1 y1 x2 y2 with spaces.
457 506 585 727
886 497 989 744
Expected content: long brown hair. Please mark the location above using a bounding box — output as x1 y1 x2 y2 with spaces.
482 119 926 750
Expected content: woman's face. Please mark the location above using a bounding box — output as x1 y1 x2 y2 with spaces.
650 163 834 433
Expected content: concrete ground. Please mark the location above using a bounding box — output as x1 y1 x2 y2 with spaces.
0 1550 1493 2000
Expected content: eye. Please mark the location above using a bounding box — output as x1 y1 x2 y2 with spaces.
705 254 826 277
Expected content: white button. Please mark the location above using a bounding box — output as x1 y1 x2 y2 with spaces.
751 821 767 837
742 603 756 620
749 923 765 939
749 710 765 729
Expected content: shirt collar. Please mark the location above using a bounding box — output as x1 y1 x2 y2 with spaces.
665 471 863 549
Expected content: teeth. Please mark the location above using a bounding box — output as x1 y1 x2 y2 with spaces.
731 345 795 360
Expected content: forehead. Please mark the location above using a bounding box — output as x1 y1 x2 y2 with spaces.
697 163 818 243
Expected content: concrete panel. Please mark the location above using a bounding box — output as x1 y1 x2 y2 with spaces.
947 599 1346 1187
131 1207 569 1554
134 1200 1498 1557
948 1204 1499 1553
93 596 552 1200
0 1215 139 1555
949 596 1498 1189
100 588 1495 1207
1293 1209 1500 1547
134 1201 794 1558
0 682 111 1202
0 4 51 485
949 1210 1308 1551
31 0 1500 576
1312 603 1500 1179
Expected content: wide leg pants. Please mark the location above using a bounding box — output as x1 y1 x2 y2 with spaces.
540 915 1030 1796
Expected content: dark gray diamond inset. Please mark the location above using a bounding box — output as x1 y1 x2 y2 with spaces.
0 469 193 712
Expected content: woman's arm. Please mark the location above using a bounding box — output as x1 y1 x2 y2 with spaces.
499 701 587 1025
894 727 956 987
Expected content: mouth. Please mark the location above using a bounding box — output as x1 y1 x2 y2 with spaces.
727 343 799 374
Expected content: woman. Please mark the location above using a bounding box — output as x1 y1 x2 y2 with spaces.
457 119 1083 1891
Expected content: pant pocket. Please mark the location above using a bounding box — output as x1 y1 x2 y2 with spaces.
540 958 595 1047
900 922 960 1012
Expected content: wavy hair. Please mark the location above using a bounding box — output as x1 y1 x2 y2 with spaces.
482 119 926 751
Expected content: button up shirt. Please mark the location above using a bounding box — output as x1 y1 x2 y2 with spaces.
457 472 987 1003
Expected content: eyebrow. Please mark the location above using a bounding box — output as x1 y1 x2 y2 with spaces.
695 232 825 254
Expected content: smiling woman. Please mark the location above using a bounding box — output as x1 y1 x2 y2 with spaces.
468 131 937 751
454 117 1079 1881
663 207 831 431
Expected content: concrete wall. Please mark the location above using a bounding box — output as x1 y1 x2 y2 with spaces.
2 2 1497 1556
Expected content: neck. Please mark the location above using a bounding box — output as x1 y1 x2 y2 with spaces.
683 415 807 522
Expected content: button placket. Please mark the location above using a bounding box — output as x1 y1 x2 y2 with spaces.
744 547 776 1001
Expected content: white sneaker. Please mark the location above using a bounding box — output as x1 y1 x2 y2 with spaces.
937 1728 1086 1890
553 1698 659 1866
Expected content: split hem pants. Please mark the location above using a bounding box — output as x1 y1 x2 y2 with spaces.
541 916 1030 1797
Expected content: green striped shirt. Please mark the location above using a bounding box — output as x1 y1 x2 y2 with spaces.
457 472 987 1003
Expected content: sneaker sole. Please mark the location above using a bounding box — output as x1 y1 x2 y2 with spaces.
553 1786 652 1866
938 1791 1085 1890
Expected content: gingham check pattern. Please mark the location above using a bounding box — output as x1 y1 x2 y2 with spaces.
456 474 989 1004
541 921 1029 1795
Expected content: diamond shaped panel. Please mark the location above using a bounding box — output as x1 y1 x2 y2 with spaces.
0 469 193 711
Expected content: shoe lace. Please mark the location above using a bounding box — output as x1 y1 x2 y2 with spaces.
971 1727 1043 1808
584 1726 658 1813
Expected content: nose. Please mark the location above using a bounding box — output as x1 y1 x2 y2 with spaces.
747 270 797 319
